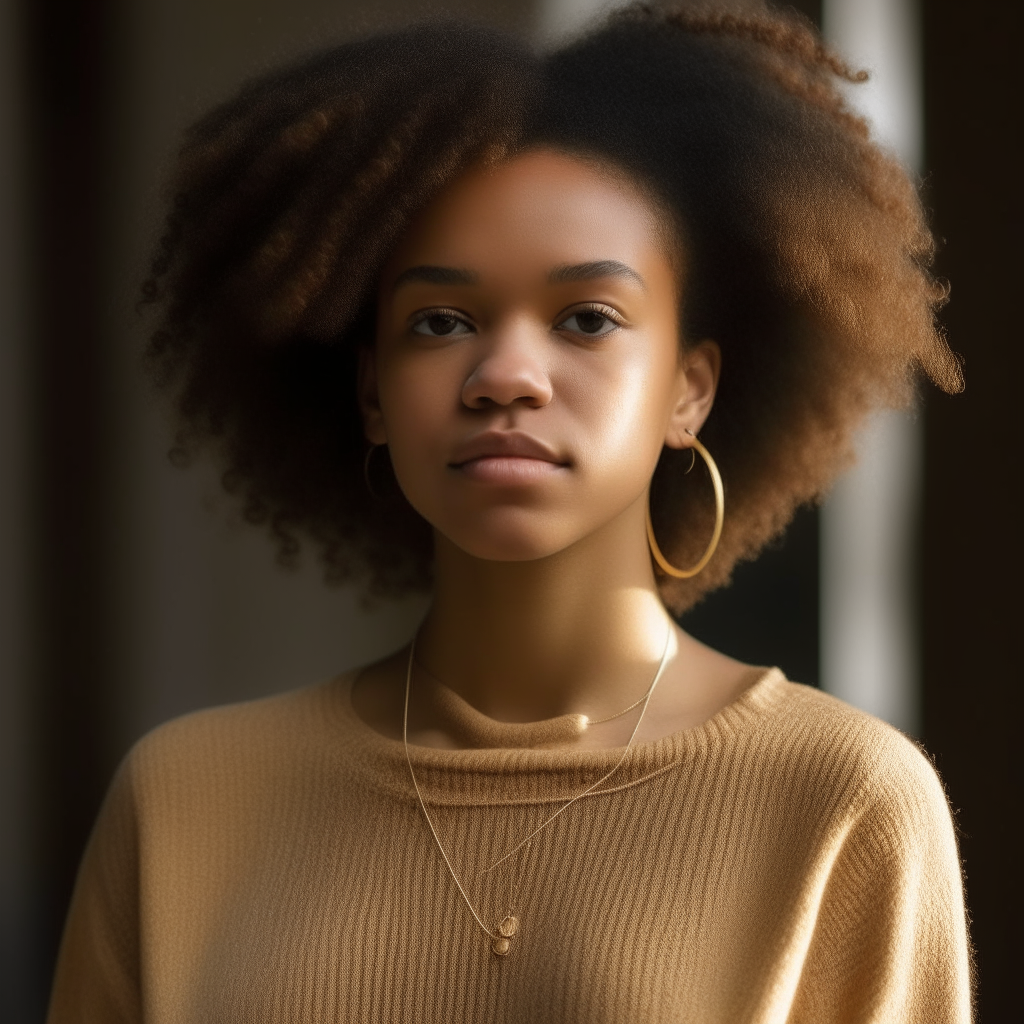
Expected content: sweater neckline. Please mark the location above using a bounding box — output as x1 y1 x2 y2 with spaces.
327 664 790 807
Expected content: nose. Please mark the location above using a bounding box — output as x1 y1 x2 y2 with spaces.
461 323 554 410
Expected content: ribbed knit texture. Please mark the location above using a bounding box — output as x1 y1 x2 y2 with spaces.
48 668 972 1023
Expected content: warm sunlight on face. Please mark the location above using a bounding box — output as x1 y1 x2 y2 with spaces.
364 148 718 563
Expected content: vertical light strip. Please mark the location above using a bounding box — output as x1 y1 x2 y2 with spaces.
821 0 924 733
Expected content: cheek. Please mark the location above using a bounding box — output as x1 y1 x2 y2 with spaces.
377 333 463 417
382 363 443 434
566 340 676 478
374 351 459 497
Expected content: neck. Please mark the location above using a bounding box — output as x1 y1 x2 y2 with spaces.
415 497 675 723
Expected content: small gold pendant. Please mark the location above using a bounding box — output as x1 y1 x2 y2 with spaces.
491 915 519 956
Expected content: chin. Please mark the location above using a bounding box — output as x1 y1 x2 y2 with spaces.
438 508 580 564
455 537 564 563
447 527 570 563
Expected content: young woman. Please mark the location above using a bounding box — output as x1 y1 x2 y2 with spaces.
49 4 972 1021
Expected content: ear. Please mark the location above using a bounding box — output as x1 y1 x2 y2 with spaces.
665 339 720 449
357 346 388 445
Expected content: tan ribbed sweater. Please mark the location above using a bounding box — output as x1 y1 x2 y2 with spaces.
48 667 972 1023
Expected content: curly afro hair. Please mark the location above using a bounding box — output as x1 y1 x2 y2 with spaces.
143 1 962 614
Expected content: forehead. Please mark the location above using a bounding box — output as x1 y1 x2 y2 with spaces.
380 148 674 279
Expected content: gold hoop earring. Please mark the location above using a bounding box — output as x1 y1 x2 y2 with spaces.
363 443 387 500
646 430 724 579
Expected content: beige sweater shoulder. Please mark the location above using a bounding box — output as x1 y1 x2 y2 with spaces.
48 668 972 1023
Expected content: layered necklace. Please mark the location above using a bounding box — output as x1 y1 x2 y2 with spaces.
402 627 673 957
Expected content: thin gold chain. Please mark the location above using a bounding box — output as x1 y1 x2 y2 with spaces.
402 627 673 941
403 641 499 939
584 691 651 725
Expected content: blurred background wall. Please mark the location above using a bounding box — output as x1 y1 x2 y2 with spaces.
1 0 1019 1018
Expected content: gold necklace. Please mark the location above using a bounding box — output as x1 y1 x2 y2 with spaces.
402 627 673 957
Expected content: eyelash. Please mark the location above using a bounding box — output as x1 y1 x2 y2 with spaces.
410 306 469 328
558 303 626 336
408 303 626 336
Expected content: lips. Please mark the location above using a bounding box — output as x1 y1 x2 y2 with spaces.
451 431 564 466
449 431 568 484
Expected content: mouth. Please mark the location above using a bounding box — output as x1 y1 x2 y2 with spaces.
449 431 569 484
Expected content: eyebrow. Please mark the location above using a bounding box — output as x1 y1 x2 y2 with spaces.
548 260 645 289
392 265 479 291
390 259 646 293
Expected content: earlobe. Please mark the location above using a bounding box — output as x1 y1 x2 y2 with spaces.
357 346 388 445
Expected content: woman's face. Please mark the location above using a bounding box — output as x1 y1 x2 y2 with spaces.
365 148 718 563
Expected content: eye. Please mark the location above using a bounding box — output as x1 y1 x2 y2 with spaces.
411 311 474 337
556 307 622 338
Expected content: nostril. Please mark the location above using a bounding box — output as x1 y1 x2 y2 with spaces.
460 337 554 409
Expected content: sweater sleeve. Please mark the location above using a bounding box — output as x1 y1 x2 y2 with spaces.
790 739 973 1024
46 755 143 1024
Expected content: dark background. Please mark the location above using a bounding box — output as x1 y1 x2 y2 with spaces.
1 0 1019 1018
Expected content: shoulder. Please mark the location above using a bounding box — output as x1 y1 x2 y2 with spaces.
724 675 954 835
742 688 973 1021
739 675 956 839
119 672 359 805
